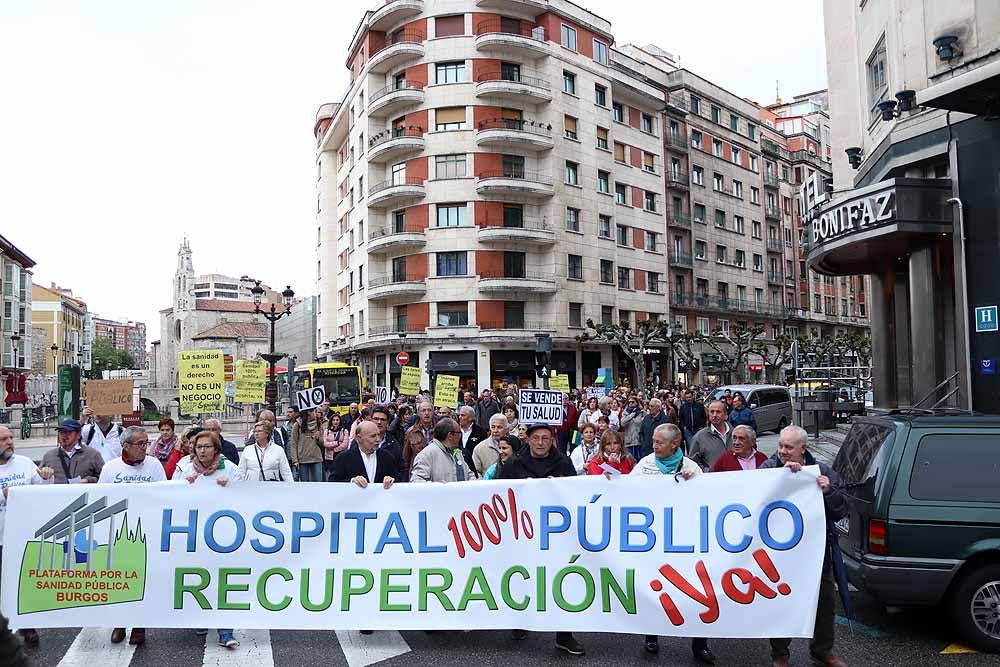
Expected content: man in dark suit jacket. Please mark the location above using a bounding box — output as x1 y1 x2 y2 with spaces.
330 421 399 487
457 405 488 471
678 390 707 451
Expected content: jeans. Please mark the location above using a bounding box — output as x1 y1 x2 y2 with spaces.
556 431 570 455
770 560 836 661
682 428 695 453
297 462 324 482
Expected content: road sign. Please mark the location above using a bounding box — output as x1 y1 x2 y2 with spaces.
981 359 996 376
374 386 389 403
296 387 326 411
975 306 998 333
396 351 410 366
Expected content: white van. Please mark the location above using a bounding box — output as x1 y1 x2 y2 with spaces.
706 384 794 434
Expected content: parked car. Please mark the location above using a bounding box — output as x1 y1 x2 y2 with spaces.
705 384 793 433
832 410 1000 652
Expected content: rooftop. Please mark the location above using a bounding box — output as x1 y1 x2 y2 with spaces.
191 322 270 340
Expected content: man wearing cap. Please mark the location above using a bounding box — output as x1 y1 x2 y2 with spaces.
41 419 105 484
499 423 583 656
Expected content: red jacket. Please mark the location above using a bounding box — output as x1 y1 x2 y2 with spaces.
587 454 635 476
558 403 578 434
710 449 768 473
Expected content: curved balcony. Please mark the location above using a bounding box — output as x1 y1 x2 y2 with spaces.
369 81 425 117
368 222 427 255
368 30 425 74
476 170 554 199
368 177 426 207
478 270 557 294
474 20 548 55
474 0 547 9
474 72 551 103
368 276 427 301
368 127 425 163
475 118 553 152
370 0 423 32
478 216 555 245
479 320 556 333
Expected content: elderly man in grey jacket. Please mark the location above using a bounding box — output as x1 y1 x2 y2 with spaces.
409 418 478 483
688 400 733 471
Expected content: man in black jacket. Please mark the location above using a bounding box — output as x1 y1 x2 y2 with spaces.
678 390 707 450
457 405 487 471
638 398 670 458
370 405 403 470
499 424 584 656
204 419 240 465
330 421 398 488
761 425 848 667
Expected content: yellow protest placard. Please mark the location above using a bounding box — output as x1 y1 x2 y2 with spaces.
399 366 422 396
178 349 225 414
434 374 460 408
234 359 266 403
84 379 134 416
550 372 570 394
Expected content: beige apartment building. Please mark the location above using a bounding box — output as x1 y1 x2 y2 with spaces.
31 283 87 374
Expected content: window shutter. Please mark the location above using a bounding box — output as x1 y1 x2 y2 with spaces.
435 107 466 124
435 15 465 37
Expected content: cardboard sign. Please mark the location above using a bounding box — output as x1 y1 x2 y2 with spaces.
84 379 134 416
177 349 226 414
234 359 267 403
399 366 421 396
517 389 565 425
433 374 460 408
549 372 570 393
297 387 326 411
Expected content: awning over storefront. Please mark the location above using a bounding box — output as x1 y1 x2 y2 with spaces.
917 59 1000 117
805 177 953 275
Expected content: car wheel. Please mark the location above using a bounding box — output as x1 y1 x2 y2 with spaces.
951 563 1000 653
776 417 788 434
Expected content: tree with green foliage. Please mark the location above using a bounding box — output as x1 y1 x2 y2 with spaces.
87 336 136 380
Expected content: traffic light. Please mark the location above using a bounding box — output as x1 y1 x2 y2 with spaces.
535 334 552 378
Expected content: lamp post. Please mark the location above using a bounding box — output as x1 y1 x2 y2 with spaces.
10 332 21 371
252 280 295 413
51 343 59 376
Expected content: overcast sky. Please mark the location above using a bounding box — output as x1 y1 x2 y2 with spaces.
0 0 827 343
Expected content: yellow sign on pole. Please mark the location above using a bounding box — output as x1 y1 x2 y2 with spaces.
433 374 460 408
399 366 422 396
178 349 226 415
550 372 570 394
234 359 266 404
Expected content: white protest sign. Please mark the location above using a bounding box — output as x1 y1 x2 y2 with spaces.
517 389 565 425
2 470 826 637
296 386 326 411
374 386 389 403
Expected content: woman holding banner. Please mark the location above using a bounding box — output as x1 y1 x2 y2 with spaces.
586 429 634 475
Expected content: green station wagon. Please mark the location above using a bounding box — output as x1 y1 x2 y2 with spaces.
832 411 1000 652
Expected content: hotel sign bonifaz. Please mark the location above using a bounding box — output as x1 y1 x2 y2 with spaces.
811 187 895 246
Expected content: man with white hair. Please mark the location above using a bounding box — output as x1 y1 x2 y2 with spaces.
710 425 767 472
471 413 509 477
761 425 847 667
639 397 670 458
457 404 487 470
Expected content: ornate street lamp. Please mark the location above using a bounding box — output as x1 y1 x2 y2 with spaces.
51 343 59 375
10 332 21 370
253 280 294 412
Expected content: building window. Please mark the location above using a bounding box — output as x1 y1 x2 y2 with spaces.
435 153 466 178
752 220 762 238
601 305 614 326
643 152 655 173
645 230 658 252
391 257 408 282
503 205 524 227
612 102 624 123
500 61 521 81
598 170 610 193
596 126 609 150
693 203 706 223
435 14 465 37
694 240 706 259
841 299 848 317
435 61 466 84
504 301 525 328
716 245 727 263
735 249 745 268
692 165 704 185
643 190 656 212
696 317 710 334
435 106 466 130
749 155 759 172
437 251 467 276
563 70 576 94
648 272 660 293
569 302 583 327
565 160 579 185
730 113 739 132
437 302 468 326
561 24 577 50
599 214 612 238
712 139 723 157
618 267 631 290
436 203 467 227
747 123 756 140
613 141 626 163
600 259 614 284
641 113 654 133
690 95 700 114
734 215 745 233
711 106 721 124
733 180 743 198
690 129 703 149
568 254 583 280
713 173 724 191
615 183 627 204
814 295 822 312
751 187 760 204
731 147 741 165
593 39 608 64
566 207 580 232
595 84 607 107
504 251 526 278
867 35 888 120
564 115 578 139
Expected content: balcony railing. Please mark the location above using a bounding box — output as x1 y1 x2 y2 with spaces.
669 212 691 228
761 139 788 159
369 218 426 240
767 271 784 285
371 28 424 56
368 274 426 289
475 118 552 137
476 170 554 186
370 80 425 104
670 251 693 268
479 269 553 281
479 215 548 230
763 172 779 187
479 320 553 331
474 18 546 41
670 292 786 317
368 126 423 150
767 238 784 252
667 171 689 188
789 149 829 171
368 177 425 197
765 205 782 220
666 131 687 149
474 70 550 90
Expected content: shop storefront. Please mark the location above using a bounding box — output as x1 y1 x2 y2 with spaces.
551 351 577 388
388 351 420 395
489 350 534 389
429 351 478 394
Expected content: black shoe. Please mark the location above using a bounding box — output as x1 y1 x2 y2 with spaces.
360 630 374 635
643 637 659 654
556 636 586 656
19 629 38 648
511 629 527 640
693 646 716 665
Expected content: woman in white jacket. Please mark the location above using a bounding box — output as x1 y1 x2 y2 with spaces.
237 421 294 482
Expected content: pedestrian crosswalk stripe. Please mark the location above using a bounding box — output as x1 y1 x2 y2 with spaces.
202 629 274 666
336 630 412 667
56 627 138 667
940 642 977 654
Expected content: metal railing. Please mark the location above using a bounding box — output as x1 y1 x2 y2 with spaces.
667 171 689 187
475 118 552 136
761 138 788 159
476 170 554 186
767 271 784 284
479 215 549 230
666 131 687 148
369 177 425 197
369 219 426 240
767 238 784 252
669 292 786 317
765 206 782 220
479 270 555 281
474 71 550 90
474 19 546 41
479 320 552 331
368 274 425 288
370 80 425 103
669 251 693 267
368 126 423 150
372 29 425 55
789 149 829 171
763 172 779 187
669 212 691 227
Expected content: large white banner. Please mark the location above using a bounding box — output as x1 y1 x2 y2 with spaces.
1 469 825 636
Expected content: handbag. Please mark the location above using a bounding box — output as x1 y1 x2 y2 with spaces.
253 443 283 482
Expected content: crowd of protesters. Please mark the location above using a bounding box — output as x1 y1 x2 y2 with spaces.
0 377 847 666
